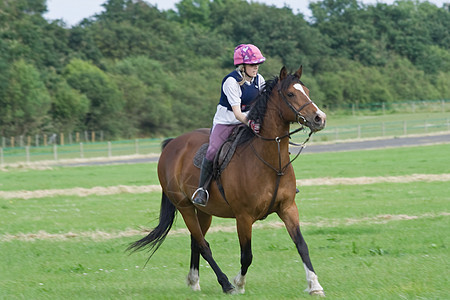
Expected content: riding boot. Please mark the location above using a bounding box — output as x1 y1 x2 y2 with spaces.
192 158 214 206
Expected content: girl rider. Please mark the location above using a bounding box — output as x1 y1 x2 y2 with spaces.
192 44 266 206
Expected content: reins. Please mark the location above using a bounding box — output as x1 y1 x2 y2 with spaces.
251 86 316 220
251 129 312 220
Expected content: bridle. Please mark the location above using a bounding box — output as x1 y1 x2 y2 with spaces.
251 81 316 220
278 83 314 126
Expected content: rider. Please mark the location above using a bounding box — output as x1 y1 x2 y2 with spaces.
192 44 266 206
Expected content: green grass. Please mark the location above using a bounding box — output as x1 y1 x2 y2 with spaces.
307 111 450 142
0 163 159 191
295 143 450 179
1 217 448 299
0 143 448 191
0 144 449 299
325 111 449 127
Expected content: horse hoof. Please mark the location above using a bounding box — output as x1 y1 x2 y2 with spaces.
223 285 237 294
310 290 326 297
233 273 246 294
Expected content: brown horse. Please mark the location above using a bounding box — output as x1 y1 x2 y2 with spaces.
128 66 326 296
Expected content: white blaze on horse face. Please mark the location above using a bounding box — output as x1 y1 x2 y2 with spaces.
293 83 311 102
303 263 324 295
294 83 326 119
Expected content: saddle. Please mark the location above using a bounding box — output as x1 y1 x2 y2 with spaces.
193 125 247 177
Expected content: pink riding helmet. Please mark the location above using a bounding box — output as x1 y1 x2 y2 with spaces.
233 44 266 65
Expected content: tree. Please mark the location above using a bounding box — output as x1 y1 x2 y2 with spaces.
46 71 90 133
63 59 124 136
3 60 51 136
111 56 174 135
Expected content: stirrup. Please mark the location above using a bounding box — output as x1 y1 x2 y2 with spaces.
192 188 209 206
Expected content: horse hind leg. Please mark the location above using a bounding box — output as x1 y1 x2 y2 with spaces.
186 211 213 291
179 206 235 294
187 236 201 291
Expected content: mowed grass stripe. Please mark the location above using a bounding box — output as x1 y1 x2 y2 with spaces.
1 173 449 199
1 212 448 242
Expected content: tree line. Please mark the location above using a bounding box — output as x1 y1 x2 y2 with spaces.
0 0 449 139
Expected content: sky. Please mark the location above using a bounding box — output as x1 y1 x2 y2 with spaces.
44 0 448 26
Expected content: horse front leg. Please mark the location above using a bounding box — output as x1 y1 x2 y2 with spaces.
234 216 253 294
277 204 325 297
187 211 212 291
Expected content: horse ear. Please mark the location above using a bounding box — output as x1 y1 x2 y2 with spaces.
280 66 288 80
294 65 303 79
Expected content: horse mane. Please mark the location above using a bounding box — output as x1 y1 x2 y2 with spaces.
236 71 305 146
239 73 303 145
237 76 279 145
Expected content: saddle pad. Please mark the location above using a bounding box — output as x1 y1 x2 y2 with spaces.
193 143 209 168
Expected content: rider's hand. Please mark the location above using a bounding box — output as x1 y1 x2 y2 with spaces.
248 119 260 134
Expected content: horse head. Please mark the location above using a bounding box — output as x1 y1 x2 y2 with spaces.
278 66 326 132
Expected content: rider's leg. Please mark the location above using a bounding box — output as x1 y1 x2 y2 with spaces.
192 124 235 206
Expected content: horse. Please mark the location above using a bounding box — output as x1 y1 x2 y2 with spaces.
128 66 327 296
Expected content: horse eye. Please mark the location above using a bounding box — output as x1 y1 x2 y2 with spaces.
287 92 294 97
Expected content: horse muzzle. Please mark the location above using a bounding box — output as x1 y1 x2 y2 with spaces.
308 109 326 132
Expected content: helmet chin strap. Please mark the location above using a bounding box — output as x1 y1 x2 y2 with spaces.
243 66 255 80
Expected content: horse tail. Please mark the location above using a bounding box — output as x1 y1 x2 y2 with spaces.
127 192 177 260
161 138 173 151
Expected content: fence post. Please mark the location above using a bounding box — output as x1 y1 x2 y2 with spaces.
135 139 139 154
382 103 385 115
35 134 39 147
84 131 88 142
108 141 112 158
91 131 95 143
2 137 5 148
11 137 15 148
60 133 64 146
80 143 84 158
26 146 30 164
53 144 58 161
76 132 80 143
20 136 24 147
44 134 47 146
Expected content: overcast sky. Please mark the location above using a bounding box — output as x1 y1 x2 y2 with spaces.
45 0 448 26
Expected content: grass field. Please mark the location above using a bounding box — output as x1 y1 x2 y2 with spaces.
0 144 449 299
